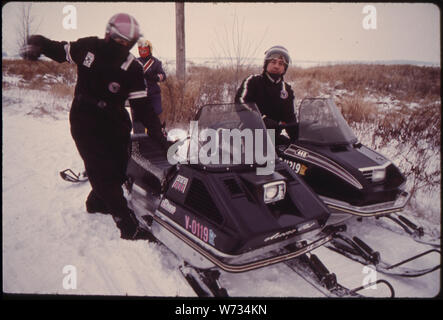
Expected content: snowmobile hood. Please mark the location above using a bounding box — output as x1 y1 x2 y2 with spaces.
303 143 391 174
160 162 330 256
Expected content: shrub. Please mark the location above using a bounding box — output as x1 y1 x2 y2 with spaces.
160 65 260 127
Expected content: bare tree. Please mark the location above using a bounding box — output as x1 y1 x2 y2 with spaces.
211 13 268 90
16 3 41 57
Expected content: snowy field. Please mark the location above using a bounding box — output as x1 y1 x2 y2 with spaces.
2 84 441 298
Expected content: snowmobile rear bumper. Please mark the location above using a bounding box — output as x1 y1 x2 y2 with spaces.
320 190 410 217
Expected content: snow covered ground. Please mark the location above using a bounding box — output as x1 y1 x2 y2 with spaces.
2 84 441 298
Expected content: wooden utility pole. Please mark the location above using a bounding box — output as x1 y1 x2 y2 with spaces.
175 2 186 81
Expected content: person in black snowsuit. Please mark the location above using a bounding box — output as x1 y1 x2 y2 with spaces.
235 45 297 145
21 13 169 240
131 38 166 133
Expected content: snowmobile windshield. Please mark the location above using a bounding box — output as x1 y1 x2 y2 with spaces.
298 98 358 145
188 103 275 171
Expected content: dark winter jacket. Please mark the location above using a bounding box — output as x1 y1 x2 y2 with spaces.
137 55 166 96
28 35 165 143
235 72 297 140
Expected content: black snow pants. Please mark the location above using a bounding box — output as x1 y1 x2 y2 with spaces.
69 98 132 219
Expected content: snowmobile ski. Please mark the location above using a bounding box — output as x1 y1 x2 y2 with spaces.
179 264 228 297
283 252 395 298
374 213 441 247
59 169 88 183
124 212 230 297
326 232 441 278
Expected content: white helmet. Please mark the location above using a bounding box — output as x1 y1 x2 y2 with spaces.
264 45 291 65
264 45 291 74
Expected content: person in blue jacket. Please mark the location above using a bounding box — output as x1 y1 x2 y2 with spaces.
132 38 167 133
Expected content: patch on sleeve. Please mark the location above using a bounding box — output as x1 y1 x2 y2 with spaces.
83 52 95 68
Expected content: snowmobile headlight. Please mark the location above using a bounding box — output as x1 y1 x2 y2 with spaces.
372 168 386 183
263 181 286 203
265 185 278 199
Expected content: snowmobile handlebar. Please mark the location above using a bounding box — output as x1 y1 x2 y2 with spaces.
131 133 155 142
277 120 299 129
131 133 179 145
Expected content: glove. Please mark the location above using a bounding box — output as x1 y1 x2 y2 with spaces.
20 35 46 61
20 44 41 61
263 117 279 129
159 137 174 152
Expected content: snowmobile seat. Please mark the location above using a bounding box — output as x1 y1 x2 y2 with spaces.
130 135 176 192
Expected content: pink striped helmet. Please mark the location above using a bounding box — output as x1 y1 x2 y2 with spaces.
105 13 141 48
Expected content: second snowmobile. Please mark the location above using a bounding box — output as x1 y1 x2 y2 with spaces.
277 98 410 220
276 98 440 277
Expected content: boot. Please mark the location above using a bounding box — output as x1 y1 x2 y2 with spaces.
112 210 157 242
86 191 111 214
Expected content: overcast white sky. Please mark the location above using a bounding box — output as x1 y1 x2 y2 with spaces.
2 2 440 64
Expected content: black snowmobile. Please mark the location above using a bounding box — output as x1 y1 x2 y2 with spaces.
277 98 410 219
276 97 440 277
123 102 395 297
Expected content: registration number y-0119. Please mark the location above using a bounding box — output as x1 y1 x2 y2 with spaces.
283 159 307 175
184 215 216 246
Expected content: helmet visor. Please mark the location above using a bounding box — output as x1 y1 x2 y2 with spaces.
108 26 133 47
112 35 131 47
265 47 291 65
266 53 289 65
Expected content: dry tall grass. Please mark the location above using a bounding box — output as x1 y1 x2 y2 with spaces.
337 95 379 123
5 58 439 126
160 64 259 126
2 59 76 99
373 102 441 197
2 59 77 84
286 64 440 103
